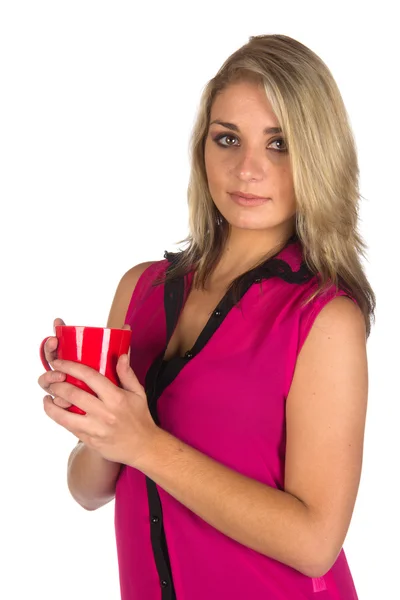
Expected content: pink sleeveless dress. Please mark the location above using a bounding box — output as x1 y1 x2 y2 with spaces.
115 234 359 599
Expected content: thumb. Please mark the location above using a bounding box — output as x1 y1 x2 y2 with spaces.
121 324 131 361
117 354 144 396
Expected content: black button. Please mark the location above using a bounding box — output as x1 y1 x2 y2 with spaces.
151 515 159 523
213 309 222 317
184 351 193 359
161 580 168 588
254 277 262 283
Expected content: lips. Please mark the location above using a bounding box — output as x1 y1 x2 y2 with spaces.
230 193 271 207
230 191 270 200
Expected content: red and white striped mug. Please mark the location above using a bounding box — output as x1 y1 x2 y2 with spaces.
39 325 132 415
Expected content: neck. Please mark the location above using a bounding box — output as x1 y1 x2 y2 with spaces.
211 224 296 282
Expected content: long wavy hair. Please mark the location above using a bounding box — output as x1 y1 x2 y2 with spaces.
153 34 376 338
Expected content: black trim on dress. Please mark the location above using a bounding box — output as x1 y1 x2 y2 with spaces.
143 233 314 598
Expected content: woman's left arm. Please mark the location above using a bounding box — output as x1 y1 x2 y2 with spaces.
135 296 368 579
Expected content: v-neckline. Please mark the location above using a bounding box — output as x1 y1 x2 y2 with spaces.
159 232 308 368
160 268 229 364
144 233 313 425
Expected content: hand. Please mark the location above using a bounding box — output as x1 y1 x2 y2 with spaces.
41 351 160 469
37 318 71 410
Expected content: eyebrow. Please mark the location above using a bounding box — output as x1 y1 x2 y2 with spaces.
209 120 282 135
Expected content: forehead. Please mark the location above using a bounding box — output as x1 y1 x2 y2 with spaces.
210 80 277 120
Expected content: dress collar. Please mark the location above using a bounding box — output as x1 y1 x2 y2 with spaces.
164 232 314 286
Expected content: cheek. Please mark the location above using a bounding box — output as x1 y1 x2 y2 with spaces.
274 163 294 190
206 147 231 177
204 147 224 185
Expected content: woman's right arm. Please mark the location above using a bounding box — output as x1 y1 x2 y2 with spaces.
67 261 155 511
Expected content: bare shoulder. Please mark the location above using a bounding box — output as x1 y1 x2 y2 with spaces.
312 294 366 337
107 261 157 328
284 294 368 576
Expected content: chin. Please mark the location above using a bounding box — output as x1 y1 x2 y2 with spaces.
226 217 275 230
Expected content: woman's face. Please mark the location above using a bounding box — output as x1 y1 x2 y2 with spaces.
204 80 296 233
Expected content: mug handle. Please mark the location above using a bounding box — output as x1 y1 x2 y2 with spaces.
40 336 53 371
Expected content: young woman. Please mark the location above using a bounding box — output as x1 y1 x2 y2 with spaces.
38 33 375 599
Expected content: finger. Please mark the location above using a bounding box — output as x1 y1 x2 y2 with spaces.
116 354 145 397
121 324 131 361
49 379 104 414
51 395 72 409
44 337 59 366
53 317 66 332
43 395 93 436
37 369 66 393
47 318 66 365
51 359 116 403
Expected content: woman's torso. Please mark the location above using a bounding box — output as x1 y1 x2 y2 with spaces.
114 240 359 600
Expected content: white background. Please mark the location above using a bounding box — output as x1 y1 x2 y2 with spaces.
1 1 398 598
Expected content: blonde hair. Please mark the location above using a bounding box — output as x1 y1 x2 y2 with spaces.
154 34 376 338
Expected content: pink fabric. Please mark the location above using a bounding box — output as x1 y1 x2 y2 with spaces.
115 239 359 599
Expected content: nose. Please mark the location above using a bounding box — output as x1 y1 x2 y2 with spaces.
232 148 265 181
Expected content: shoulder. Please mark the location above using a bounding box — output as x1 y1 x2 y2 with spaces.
115 260 160 301
294 292 367 403
119 261 159 289
107 261 157 328
299 293 367 378
117 260 161 302
297 285 365 357
312 294 366 340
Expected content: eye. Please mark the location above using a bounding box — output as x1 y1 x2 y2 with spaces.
212 133 287 152
269 137 288 152
213 133 239 147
